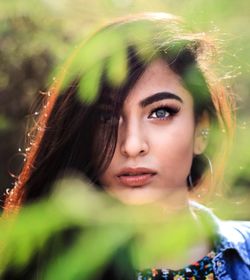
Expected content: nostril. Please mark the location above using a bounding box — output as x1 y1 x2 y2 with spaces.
119 129 149 157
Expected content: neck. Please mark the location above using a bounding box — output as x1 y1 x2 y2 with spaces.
130 200 212 271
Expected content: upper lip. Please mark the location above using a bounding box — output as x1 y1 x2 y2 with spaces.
117 167 157 177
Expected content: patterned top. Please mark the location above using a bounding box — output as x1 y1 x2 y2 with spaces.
136 251 217 280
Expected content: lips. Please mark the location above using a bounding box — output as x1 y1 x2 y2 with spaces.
117 167 157 187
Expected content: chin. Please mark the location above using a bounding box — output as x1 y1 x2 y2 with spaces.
107 188 164 206
105 184 189 210
118 197 156 205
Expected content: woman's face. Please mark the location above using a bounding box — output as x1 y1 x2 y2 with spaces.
99 58 203 207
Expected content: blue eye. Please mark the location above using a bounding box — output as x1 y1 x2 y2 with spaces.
149 106 180 120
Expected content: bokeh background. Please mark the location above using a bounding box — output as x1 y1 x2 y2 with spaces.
1 1 250 278
1 0 250 216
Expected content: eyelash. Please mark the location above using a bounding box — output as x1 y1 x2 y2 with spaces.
148 105 181 120
99 104 181 123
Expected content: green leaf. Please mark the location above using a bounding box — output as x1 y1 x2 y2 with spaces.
78 62 103 104
107 47 127 86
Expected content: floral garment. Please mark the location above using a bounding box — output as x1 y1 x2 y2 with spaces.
136 251 218 280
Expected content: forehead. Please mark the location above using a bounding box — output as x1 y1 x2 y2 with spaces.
124 58 193 107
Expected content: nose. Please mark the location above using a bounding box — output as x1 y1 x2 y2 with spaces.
119 120 149 158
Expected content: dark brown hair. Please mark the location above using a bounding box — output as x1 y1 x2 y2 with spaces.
4 13 235 214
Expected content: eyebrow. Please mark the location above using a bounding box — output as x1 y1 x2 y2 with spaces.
140 92 183 107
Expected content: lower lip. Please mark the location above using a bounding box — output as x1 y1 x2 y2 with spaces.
117 173 156 187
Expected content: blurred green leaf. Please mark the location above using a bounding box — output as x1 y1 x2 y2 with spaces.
107 48 127 86
78 62 103 103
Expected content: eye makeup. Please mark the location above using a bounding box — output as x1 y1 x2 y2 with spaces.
148 102 181 120
140 91 183 108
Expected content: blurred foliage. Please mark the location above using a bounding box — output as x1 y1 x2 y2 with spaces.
0 177 235 279
0 177 249 278
1 0 250 277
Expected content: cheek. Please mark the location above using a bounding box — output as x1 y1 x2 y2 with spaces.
99 168 112 187
152 119 195 173
98 155 117 186
155 133 194 162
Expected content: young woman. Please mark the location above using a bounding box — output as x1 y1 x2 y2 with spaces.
3 12 250 279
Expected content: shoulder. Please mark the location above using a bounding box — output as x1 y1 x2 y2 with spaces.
216 219 250 264
190 200 250 264
219 220 250 241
